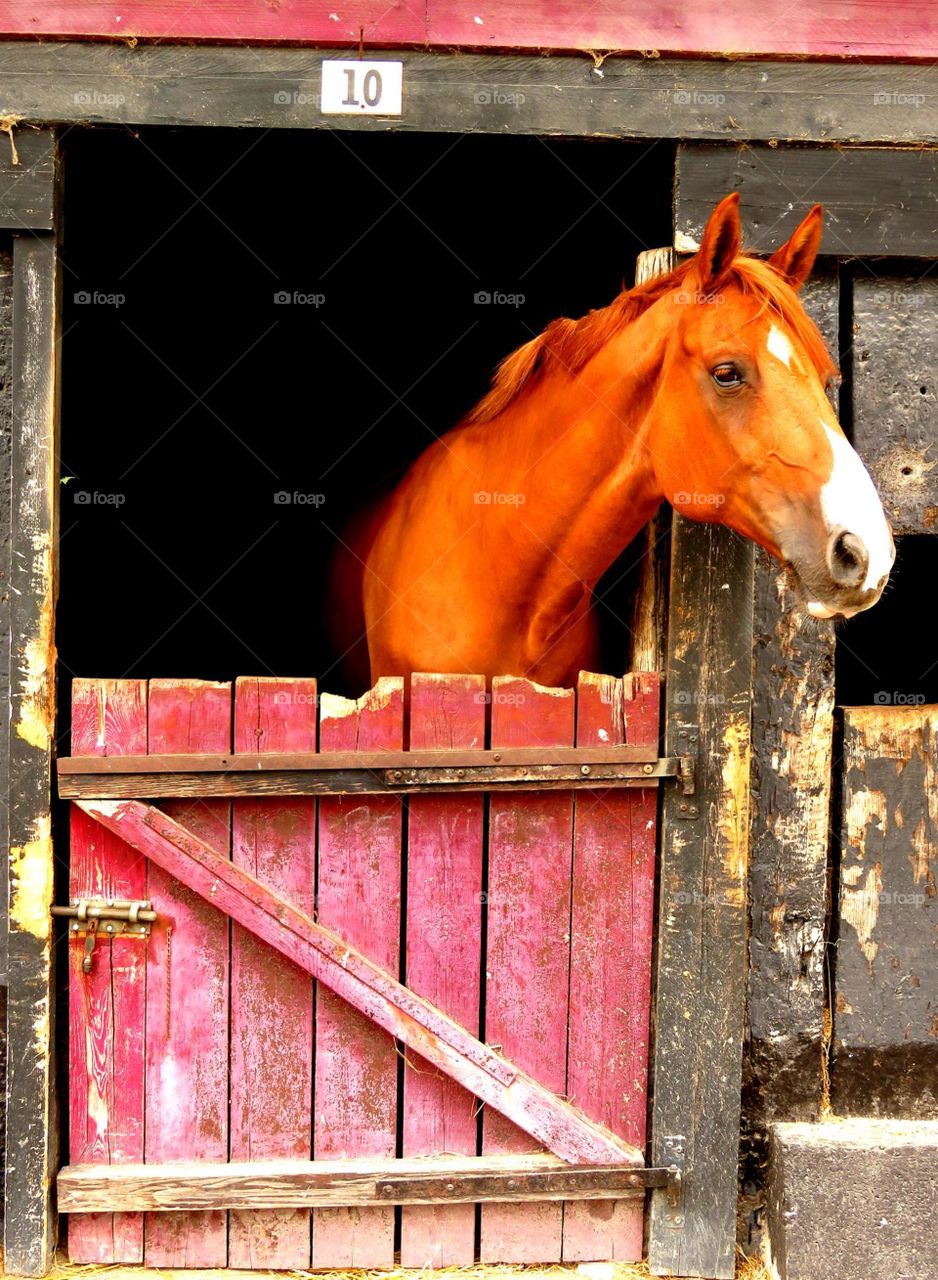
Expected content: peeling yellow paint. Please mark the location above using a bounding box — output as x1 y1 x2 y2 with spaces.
719 716 750 908
844 785 887 850
15 533 57 751
840 861 883 975
9 815 54 940
320 675 404 721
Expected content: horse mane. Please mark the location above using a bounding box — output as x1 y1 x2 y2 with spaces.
465 254 837 424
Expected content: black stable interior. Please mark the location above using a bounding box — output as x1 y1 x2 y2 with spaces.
834 535 938 706
57 126 674 707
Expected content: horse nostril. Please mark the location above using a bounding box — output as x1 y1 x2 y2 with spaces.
828 529 869 590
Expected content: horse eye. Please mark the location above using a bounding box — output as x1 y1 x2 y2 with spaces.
711 363 744 390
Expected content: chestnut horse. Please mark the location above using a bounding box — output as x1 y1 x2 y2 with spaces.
329 193 894 688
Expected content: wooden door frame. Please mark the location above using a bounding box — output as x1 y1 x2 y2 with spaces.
4 58 938 1277
2 126 62 1277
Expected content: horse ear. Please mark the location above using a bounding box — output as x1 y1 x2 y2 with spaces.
768 205 823 290
695 192 742 292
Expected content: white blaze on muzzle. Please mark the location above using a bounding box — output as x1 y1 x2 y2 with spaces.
805 420 895 617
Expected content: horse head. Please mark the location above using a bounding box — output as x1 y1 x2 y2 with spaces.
649 192 894 619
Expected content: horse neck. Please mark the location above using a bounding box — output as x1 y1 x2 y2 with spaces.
479 309 666 594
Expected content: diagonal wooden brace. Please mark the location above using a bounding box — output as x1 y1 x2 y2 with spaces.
76 798 643 1168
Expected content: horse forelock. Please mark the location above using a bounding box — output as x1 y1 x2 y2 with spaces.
465 254 837 425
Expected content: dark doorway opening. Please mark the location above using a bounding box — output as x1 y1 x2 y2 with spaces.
58 126 673 704
835 535 938 707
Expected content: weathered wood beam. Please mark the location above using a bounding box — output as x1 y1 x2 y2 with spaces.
744 275 838 1149
834 707 938 1116
59 744 663 772
59 1155 668 1214
852 275 938 535
629 247 676 677
676 144 938 257
2 46 938 144
648 518 755 1280
0 130 55 230
5 176 61 1272
57 746 681 798
75 797 643 1168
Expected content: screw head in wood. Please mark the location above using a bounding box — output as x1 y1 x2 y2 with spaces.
581 764 590 775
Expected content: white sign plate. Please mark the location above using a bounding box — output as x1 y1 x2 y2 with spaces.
320 61 404 116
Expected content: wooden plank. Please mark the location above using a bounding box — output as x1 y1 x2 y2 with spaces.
481 677 575 1263
676 144 938 257
5 222 60 1277
59 1154 651 1214
74 798 642 1166
59 745 661 773
401 674 485 1268
229 678 316 1268
648 518 755 1280
0 244 11 987
852 276 938 535
630 248 676 677
0 130 56 230
68 680 148 1264
426 1 938 59
313 678 403 1267
58 768 667 799
562 673 658 1263
3 2 938 58
834 707 938 1116
747 552 836 1131
745 275 838 1150
4 46 938 145
144 680 230 1267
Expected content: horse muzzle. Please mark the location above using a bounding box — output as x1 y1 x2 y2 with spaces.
795 522 895 620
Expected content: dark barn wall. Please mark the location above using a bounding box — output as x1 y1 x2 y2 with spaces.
1 241 12 973
0 240 12 1207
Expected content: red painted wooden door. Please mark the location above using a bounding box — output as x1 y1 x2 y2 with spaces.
66 671 659 1268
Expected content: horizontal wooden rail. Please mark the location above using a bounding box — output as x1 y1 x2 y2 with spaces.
58 747 689 799
59 1155 677 1214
